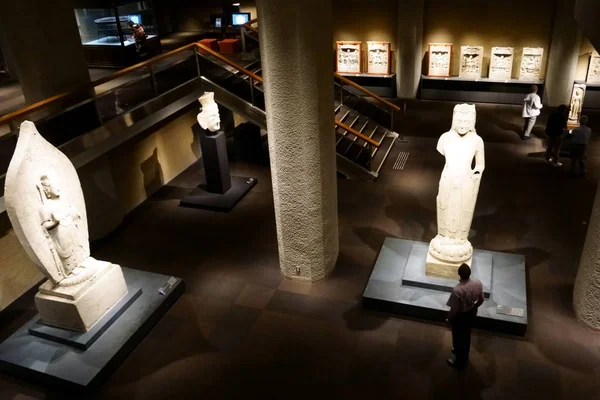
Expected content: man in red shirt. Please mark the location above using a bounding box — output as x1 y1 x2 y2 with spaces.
446 264 484 369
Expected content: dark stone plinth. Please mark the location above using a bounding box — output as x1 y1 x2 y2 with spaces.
0 268 185 390
401 242 492 298
363 238 527 336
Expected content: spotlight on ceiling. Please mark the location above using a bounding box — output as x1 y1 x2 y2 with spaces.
233 3 240 5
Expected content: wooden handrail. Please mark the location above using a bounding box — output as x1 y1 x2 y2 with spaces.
334 73 401 112
195 43 263 83
335 120 380 147
0 43 197 125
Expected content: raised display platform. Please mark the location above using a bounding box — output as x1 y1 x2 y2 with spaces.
363 238 527 336
0 268 185 390
420 75 545 105
180 176 257 211
401 242 492 298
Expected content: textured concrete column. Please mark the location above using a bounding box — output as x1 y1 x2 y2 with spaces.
574 184 600 330
396 0 424 99
544 0 582 106
0 0 90 103
257 0 339 282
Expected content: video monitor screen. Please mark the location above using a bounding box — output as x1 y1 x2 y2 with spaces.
215 17 222 28
231 13 250 26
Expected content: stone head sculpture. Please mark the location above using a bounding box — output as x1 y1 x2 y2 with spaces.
451 103 476 136
197 92 221 132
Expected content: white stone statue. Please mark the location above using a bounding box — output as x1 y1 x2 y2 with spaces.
5 121 127 331
569 84 586 124
197 92 221 132
427 104 485 278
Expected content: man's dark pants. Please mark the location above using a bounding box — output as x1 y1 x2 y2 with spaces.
451 308 477 368
571 143 587 175
545 134 562 162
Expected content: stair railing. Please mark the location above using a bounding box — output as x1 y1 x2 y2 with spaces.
237 17 401 133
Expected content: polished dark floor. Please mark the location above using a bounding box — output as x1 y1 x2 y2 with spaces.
2 101 600 399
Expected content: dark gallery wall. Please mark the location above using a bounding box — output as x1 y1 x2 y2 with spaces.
423 0 556 78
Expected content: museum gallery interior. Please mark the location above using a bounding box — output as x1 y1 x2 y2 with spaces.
0 0 600 398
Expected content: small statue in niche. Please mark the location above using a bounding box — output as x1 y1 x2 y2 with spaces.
197 92 221 133
38 172 87 278
569 86 585 123
428 104 485 266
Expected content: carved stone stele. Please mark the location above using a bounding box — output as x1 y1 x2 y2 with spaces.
428 43 452 77
519 47 544 81
587 52 600 84
5 121 127 332
459 46 484 79
426 104 485 279
489 47 514 80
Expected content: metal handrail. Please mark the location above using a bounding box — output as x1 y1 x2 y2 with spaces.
0 43 197 126
334 73 401 112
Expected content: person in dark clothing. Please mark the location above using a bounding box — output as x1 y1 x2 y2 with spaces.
570 115 592 177
544 104 568 166
446 264 484 369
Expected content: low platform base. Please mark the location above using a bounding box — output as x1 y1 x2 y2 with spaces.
0 268 185 390
363 238 527 336
180 176 257 211
403 242 491 298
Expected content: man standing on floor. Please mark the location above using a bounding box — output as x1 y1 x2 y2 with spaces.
522 85 543 140
544 105 568 167
570 115 592 177
446 264 484 369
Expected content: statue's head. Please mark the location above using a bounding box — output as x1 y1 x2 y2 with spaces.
40 173 60 199
197 92 220 132
451 103 476 136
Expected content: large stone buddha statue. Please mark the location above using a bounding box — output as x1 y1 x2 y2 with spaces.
426 104 485 278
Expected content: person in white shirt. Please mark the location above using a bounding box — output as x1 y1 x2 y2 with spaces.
522 85 543 140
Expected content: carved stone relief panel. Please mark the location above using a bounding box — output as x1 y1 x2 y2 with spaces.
587 52 600 84
459 46 484 79
519 47 544 81
336 41 362 74
489 47 514 80
428 43 453 77
568 83 586 124
366 41 391 75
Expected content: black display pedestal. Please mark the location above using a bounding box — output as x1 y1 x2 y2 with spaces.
0 268 185 390
180 124 257 211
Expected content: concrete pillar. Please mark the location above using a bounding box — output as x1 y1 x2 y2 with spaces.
544 0 582 106
574 184 600 330
396 0 424 99
0 0 90 104
256 0 339 282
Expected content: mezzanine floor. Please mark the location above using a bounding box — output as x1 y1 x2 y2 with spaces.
1 101 600 399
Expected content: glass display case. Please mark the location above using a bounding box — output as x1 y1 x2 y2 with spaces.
74 1 160 68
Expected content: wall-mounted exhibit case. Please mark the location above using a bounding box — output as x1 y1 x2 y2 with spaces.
459 46 484 79
489 47 514 80
587 52 600 84
519 47 544 81
74 1 161 68
366 41 391 75
336 41 362 74
428 43 453 77
568 83 586 126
